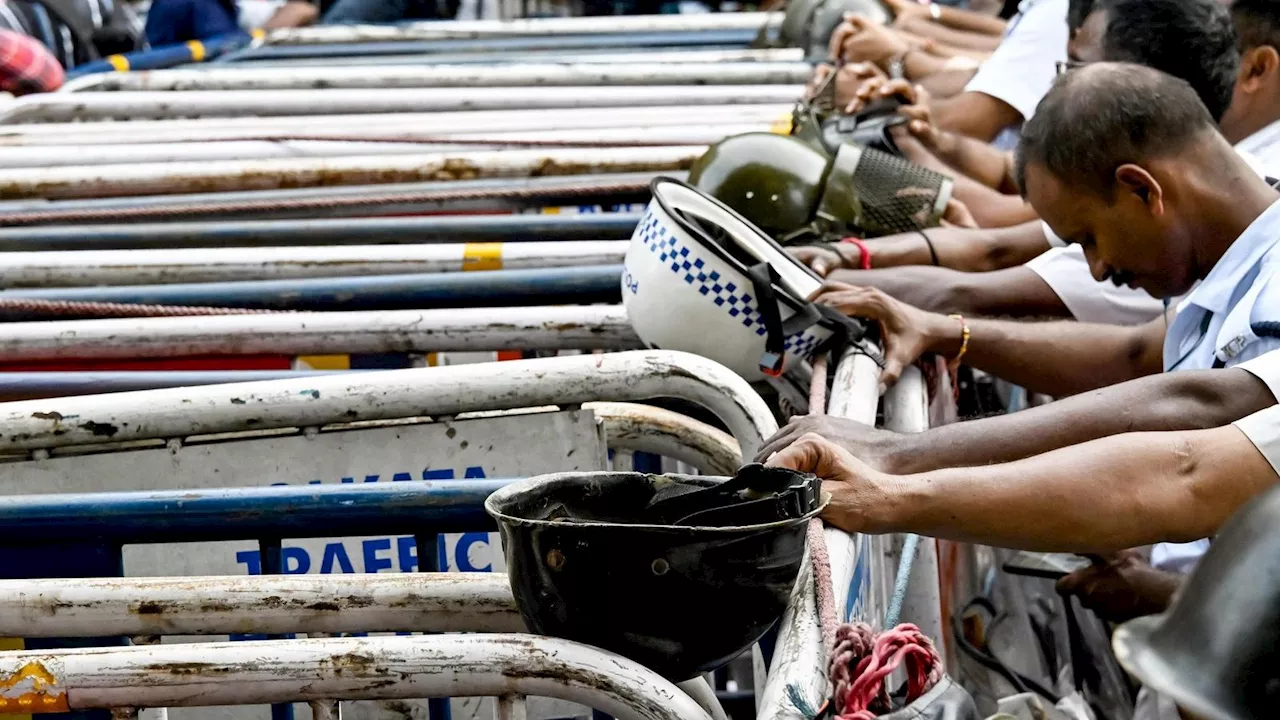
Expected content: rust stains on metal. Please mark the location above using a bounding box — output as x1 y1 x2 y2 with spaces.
78 421 118 437
0 661 68 714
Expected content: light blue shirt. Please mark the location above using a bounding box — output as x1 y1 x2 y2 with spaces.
1154 197 1280 572
1163 198 1280 372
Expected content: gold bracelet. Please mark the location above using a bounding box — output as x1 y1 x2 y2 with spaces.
946 313 970 369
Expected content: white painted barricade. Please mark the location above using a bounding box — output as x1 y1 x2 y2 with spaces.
0 307 640 361
0 241 629 286
0 634 715 720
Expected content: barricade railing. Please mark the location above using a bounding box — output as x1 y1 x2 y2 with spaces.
0 172 666 225
0 213 641 251
0 242 628 286
257 11 780 45
216 30 762 64
60 62 810 93
228 47 804 70
0 265 623 316
0 350 775 456
0 146 703 200
0 86 801 124
0 105 790 146
0 307 639 360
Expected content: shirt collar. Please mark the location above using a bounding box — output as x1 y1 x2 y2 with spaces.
1180 198 1280 315
1237 120 1280 163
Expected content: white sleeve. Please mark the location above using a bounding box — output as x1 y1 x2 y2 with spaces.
1236 350 1280 401
1234 405 1280 476
1024 246 1167 325
963 0 1069 122
1041 221 1067 248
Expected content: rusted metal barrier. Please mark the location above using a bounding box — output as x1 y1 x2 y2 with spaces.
0 86 802 124
0 242 628 286
0 573 522 637
0 265 623 316
0 306 639 360
0 105 790 146
0 213 641 250
0 350 773 454
0 634 714 720
259 11 780 45
238 47 803 69
0 147 703 200
61 62 810 93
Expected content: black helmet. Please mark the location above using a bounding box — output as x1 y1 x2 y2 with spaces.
1112 483 1280 720
485 465 825 680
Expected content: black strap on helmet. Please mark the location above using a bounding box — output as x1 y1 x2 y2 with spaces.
745 261 884 376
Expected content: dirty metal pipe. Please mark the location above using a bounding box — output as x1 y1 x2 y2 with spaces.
0 265 624 314
0 372 349 402
63 62 810 93
0 350 776 458
587 401 741 476
756 349 882 720
0 241 629 286
0 213 641 251
0 146 703 200
0 127 762 168
223 30 759 62
260 12 779 44
0 173 666 225
0 306 640 360
0 480 511 543
0 105 789 146
233 47 804 69
0 634 714 720
0 85 802 124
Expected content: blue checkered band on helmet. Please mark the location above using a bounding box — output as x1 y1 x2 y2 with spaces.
637 209 824 355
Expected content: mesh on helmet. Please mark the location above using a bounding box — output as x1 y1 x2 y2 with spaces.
850 146 952 236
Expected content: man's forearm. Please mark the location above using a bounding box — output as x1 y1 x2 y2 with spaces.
927 132 1014 191
880 423 1276 552
862 222 1048 272
916 68 978 98
934 315 1165 395
828 265 1070 317
897 19 1001 52
887 368 1276 474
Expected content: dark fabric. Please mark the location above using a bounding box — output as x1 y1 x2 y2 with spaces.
144 0 238 46
878 676 981 720
0 0 137 68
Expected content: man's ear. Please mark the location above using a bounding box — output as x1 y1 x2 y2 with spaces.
1241 46 1280 92
1114 164 1163 214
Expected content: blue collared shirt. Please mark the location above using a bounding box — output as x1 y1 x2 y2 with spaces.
1163 198 1280 372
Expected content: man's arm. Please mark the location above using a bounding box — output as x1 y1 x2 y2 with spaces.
827 265 1069 316
768 425 1277 553
756 367 1277 474
928 91 1022 142
916 68 978 99
813 284 1166 393
892 134 1036 226
895 18 1002 52
829 221 1050 273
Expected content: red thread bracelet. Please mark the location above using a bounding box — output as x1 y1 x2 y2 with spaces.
839 237 872 270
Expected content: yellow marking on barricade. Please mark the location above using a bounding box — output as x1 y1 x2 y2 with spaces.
0 640 26 720
298 355 351 370
186 40 207 62
251 28 266 40
0 662 67 714
462 242 503 272
770 113 793 135
540 207 562 215
106 55 129 72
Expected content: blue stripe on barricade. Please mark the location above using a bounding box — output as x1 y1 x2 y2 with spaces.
216 28 759 62
67 32 252 79
0 371 356 401
0 265 624 314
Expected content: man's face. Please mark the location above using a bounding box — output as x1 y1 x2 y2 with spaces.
1067 8 1107 63
1023 161 1196 298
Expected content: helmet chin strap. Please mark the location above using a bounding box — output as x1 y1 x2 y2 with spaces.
744 262 884 377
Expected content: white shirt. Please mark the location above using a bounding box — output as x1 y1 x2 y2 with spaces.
1235 403 1280 475
1235 120 1280 176
963 0 1068 149
1030 148 1276 325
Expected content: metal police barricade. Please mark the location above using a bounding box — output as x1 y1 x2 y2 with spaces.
0 87 802 125
0 106 791 147
0 482 715 720
224 48 802 70
757 353 944 720
59 62 811 93
0 243 629 286
0 147 705 201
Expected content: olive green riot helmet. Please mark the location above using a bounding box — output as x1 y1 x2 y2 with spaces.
779 0 889 60
688 131 954 244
